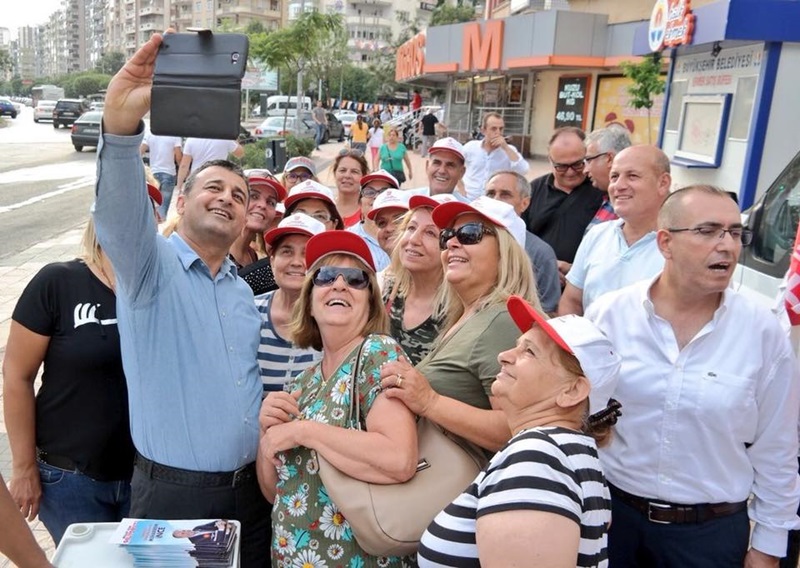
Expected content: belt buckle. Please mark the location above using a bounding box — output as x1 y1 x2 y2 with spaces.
231 464 249 488
647 502 673 524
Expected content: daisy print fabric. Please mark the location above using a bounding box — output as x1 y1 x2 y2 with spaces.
271 334 416 567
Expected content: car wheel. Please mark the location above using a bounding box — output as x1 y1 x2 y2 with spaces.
11 113 16 119
53 122 59 129
322 130 329 144
74 145 83 152
34 117 39 123
338 131 344 142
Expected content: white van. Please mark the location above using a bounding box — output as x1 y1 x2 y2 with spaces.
733 149 800 312
264 95 312 116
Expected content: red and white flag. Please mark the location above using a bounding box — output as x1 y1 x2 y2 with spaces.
785 221 800 326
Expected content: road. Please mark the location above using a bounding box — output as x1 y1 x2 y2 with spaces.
0 106 98 261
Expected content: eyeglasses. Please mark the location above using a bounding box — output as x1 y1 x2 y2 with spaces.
286 171 313 182
294 209 331 224
668 225 753 246
360 186 388 199
312 266 371 290
338 149 364 158
583 152 609 165
438 222 497 250
550 159 586 173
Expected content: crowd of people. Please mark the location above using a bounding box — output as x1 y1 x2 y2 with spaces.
2 30 800 568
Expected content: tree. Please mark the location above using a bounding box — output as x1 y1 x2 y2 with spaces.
430 3 476 26
620 52 666 144
0 49 12 74
305 15 348 102
63 73 111 97
95 52 126 76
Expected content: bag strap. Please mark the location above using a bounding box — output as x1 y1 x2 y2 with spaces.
344 336 371 431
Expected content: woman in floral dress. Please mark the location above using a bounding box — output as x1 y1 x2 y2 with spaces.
256 231 418 568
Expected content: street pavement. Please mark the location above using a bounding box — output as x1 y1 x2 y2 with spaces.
0 137 550 565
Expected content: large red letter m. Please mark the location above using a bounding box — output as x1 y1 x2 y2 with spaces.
461 20 504 72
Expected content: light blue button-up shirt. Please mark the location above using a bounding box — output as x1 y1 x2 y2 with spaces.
93 125 262 472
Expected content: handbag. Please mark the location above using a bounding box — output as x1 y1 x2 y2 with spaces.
315 335 488 557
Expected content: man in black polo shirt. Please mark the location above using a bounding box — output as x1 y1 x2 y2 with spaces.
522 126 603 285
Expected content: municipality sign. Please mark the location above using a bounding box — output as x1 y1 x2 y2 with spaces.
649 0 695 52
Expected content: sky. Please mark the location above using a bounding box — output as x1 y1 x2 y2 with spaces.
3 0 64 38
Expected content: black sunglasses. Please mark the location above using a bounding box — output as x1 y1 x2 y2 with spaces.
439 222 497 250
550 159 585 173
312 266 371 290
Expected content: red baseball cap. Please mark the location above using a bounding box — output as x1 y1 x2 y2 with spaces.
246 174 287 203
305 231 376 272
264 213 326 247
284 180 336 210
360 169 399 190
146 182 163 206
408 193 458 211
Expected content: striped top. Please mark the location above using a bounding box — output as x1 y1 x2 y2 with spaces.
254 291 322 395
418 427 610 568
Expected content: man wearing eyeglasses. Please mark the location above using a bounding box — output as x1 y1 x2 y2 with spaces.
586 185 799 568
522 127 603 286
583 125 631 231
558 145 670 316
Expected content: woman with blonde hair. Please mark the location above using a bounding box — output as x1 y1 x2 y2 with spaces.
256 231 417 566
379 196 540 454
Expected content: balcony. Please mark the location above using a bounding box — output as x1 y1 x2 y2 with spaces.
347 37 389 51
345 15 391 29
352 0 392 6
140 21 158 31
140 5 164 15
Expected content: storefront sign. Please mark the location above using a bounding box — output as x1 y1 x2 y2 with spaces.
649 0 695 52
461 20 504 72
395 33 426 81
554 75 589 130
672 43 762 93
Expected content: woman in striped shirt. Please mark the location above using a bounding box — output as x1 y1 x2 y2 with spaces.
254 213 326 395
418 296 622 568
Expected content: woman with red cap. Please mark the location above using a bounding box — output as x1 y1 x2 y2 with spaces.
418 296 620 567
256 231 417 567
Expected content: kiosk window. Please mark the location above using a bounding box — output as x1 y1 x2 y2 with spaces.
753 154 800 265
729 76 757 140
665 80 687 132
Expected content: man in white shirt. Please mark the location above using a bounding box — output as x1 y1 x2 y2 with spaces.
559 145 670 315
462 112 528 202
586 185 800 568
176 137 244 192
141 132 182 220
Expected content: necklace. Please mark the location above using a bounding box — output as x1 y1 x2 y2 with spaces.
96 260 116 292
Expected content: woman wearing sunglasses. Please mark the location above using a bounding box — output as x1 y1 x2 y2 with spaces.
379 196 541 454
280 157 318 192
381 194 455 366
257 231 418 567
418 296 620 567
283 180 344 231
332 149 370 228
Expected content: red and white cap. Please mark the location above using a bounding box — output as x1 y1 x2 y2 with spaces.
283 156 317 176
432 195 527 247
305 230 376 272
408 193 458 211
360 169 399 190
429 137 465 162
506 295 621 417
146 183 163 206
264 213 326 247
284 180 336 210
366 189 411 220
245 170 287 203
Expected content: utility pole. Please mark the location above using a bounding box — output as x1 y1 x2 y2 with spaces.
295 0 306 135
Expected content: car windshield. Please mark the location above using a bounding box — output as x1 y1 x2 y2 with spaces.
77 112 103 122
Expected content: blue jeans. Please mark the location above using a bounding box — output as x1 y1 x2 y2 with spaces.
153 171 176 220
38 461 131 546
314 123 325 148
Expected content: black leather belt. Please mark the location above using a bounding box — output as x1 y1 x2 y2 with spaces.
134 452 256 489
36 449 121 482
609 484 747 525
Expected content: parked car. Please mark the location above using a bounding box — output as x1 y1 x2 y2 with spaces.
90 101 105 111
34 100 57 122
70 111 102 151
298 111 345 143
334 110 358 137
0 97 17 118
252 116 315 139
53 99 91 129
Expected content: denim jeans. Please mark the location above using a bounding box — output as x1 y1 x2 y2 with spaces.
153 171 177 220
314 123 325 148
38 461 131 546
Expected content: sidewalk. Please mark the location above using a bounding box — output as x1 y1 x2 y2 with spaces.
0 141 549 565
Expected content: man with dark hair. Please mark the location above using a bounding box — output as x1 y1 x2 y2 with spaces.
91 32 270 568
522 126 603 285
587 185 800 568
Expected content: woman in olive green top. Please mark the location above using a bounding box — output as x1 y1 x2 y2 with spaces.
380 196 541 452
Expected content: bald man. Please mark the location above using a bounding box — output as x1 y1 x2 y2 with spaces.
559 145 671 315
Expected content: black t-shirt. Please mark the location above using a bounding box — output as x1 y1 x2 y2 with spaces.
420 113 439 136
522 174 603 263
12 259 134 480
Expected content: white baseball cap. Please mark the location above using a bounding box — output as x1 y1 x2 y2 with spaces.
284 180 336 209
431 195 527 247
366 189 411 220
360 169 400 190
408 193 458 210
429 137 465 162
506 296 621 417
264 213 326 247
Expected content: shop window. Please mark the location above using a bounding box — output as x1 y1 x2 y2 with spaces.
729 76 757 140
665 80 687 132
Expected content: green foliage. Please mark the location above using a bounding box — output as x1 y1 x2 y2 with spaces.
238 139 271 170
62 73 112 98
94 52 126 76
620 52 665 110
328 64 381 103
430 3 476 26
0 49 12 74
244 21 266 36
286 134 315 158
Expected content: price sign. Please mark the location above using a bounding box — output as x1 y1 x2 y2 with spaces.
554 75 589 129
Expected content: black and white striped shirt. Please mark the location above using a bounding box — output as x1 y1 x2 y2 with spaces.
418 427 610 567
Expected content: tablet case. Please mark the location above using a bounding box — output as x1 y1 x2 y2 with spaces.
151 32 249 140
